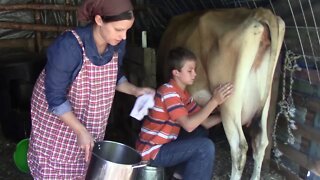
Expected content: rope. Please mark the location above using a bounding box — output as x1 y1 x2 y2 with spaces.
272 50 301 173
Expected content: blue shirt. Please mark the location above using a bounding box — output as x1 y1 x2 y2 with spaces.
45 23 127 116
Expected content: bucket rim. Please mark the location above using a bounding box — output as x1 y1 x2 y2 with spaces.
92 140 142 165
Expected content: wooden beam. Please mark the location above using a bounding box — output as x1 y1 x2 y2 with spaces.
294 69 320 85
0 39 54 51
0 22 72 32
293 92 320 112
294 122 320 144
277 115 320 144
0 4 149 12
270 160 302 180
278 143 319 174
0 3 77 11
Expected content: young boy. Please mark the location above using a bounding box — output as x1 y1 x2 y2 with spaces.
136 47 233 180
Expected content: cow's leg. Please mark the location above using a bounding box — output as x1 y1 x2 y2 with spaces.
251 17 285 180
221 110 248 180
251 94 270 180
221 20 266 180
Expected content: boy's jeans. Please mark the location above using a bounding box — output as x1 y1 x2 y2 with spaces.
149 126 215 180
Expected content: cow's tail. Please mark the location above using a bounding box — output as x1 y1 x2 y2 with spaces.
255 8 285 97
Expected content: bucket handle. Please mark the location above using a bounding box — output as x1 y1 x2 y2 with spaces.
132 162 148 169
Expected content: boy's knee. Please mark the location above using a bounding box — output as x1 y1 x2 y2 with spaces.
204 138 215 154
197 138 215 157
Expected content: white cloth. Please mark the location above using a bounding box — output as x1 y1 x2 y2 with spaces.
130 93 155 120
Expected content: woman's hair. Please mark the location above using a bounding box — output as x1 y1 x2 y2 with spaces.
167 47 197 77
77 0 133 23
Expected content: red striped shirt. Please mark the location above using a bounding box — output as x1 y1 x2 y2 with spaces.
136 79 200 161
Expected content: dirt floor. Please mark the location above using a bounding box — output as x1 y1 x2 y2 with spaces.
212 140 285 180
0 123 285 180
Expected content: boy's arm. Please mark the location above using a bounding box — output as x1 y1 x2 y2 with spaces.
201 115 222 129
176 83 233 132
176 97 219 132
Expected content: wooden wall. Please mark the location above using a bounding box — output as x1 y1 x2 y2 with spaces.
271 52 320 179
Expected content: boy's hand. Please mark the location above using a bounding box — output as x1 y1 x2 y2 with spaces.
212 83 233 105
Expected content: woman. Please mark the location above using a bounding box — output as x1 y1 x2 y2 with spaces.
27 0 154 179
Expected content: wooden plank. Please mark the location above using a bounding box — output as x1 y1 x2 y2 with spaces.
276 115 320 144
305 111 315 126
270 160 302 180
0 4 151 12
294 122 320 144
0 39 54 51
278 143 317 173
294 69 320 86
0 3 77 11
292 79 320 97
0 22 72 32
293 92 320 112
306 99 320 113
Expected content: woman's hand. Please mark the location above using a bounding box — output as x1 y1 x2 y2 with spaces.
116 81 155 97
59 111 95 163
76 128 95 163
212 83 233 105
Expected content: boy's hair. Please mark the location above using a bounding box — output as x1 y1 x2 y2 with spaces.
167 47 197 78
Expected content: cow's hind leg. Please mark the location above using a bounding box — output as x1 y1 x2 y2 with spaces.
223 20 265 180
251 17 286 180
221 110 248 180
251 95 270 180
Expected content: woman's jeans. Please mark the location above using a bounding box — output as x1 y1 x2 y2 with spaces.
149 126 215 180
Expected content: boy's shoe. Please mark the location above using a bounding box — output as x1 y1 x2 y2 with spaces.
171 172 182 180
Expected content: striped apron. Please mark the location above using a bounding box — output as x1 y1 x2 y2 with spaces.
27 30 118 179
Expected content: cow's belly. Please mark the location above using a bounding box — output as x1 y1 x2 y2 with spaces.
192 53 271 126
240 73 265 125
241 49 271 125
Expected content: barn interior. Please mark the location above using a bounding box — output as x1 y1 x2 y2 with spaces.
0 0 319 179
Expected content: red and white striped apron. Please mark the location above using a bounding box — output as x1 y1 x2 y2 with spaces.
27 30 118 179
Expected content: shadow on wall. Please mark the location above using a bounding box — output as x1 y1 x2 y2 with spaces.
0 49 46 142
104 91 140 148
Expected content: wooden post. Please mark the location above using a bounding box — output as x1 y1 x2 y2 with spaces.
34 0 42 53
143 48 156 88
65 0 70 27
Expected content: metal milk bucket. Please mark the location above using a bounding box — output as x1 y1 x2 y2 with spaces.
86 141 146 180
136 165 166 180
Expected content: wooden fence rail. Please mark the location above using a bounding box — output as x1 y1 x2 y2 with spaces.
0 3 77 11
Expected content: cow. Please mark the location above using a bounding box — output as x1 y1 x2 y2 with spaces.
157 7 285 180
